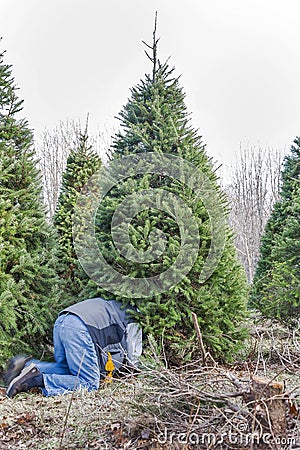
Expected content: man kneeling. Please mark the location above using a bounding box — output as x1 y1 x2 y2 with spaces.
4 298 142 398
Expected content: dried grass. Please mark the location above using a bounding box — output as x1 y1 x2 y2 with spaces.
0 315 300 449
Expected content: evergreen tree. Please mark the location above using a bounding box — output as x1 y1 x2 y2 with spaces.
251 137 300 322
0 46 61 362
53 124 102 303
79 25 248 362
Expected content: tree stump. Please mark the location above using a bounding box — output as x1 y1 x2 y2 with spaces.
246 375 286 436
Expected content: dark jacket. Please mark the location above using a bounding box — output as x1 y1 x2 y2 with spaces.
61 298 142 375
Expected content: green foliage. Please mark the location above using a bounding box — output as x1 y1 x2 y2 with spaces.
53 128 102 304
251 137 300 322
81 36 248 362
0 47 61 364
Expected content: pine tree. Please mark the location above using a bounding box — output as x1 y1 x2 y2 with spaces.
0 46 61 363
79 23 248 362
53 123 102 303
251 137 300 322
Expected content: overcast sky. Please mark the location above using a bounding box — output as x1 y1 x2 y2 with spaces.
1 0 300 174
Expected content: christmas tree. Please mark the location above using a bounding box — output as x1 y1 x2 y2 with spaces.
54 122 102 302
251 137 300 322
76 22 248 361
0 46 60 362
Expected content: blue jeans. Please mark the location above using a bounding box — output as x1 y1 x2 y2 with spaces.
30 313 100 396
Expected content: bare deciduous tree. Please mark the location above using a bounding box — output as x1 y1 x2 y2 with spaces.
34 119 111 219
34 119 81 219
225 145 286 282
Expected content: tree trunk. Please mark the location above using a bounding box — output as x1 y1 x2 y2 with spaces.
246 375 286 436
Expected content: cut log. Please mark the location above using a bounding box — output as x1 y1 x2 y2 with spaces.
246 375 286 436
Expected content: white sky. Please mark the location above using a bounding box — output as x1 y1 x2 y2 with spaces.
1 0 300 174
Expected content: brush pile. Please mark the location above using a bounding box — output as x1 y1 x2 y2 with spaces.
0 315 300 449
